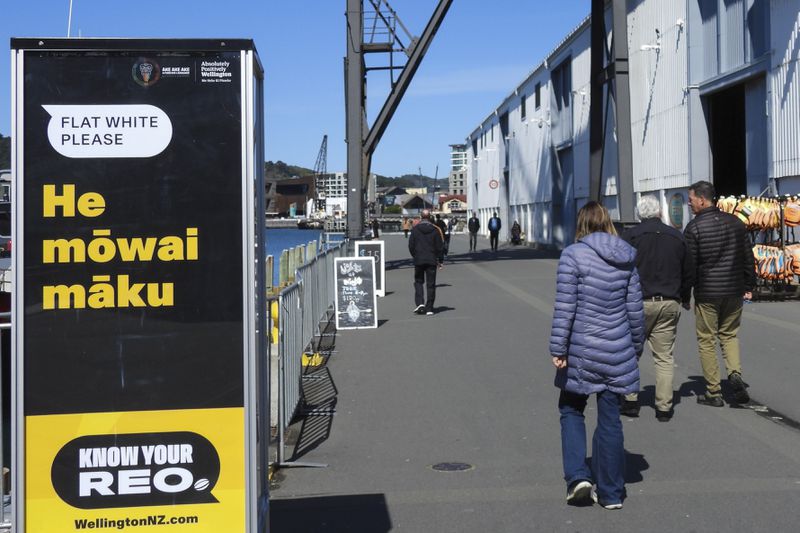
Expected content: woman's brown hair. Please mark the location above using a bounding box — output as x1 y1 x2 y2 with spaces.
575 201 617 240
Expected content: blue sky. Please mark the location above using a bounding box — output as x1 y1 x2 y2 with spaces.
2 0 590 177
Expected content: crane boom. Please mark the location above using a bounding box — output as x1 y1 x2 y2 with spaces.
313 134 328 211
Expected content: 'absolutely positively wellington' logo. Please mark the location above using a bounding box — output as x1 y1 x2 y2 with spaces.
132 59 161 87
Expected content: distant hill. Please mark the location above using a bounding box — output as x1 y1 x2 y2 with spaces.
377 173 445 190
0 134 9 169
265 160 315 181
0 147 447 190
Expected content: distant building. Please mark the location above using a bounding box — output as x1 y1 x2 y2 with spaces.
377 185 408 210
265 178 278 217
398 194 434 216
438 194 467 215
0 169 10 202
274 176 316 217
320 172 347 201
467 1 798 249
449 144 468 196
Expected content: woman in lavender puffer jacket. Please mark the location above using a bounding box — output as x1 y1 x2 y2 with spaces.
549 201 644 510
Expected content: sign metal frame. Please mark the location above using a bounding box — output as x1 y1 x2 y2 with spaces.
333 256 378 330
10 38 267 532
354 240 385 297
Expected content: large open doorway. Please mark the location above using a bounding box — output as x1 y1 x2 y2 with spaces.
707 84 747 197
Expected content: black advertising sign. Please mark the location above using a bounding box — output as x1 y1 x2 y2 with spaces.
13 40 261 531
355 240 385 297
334 257 378 329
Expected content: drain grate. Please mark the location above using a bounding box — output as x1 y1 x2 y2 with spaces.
431 462 474 472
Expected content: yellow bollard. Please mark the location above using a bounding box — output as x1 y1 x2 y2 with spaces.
269 300 280 343
301 352 324 367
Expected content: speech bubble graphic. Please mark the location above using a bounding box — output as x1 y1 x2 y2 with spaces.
43 104 173 159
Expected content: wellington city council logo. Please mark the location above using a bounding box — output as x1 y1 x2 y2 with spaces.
132 59 161 87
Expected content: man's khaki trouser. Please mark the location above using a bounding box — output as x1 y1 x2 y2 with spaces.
625 300 681 412
694 297 743 397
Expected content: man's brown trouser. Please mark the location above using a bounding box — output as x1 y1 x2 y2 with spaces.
625 300 681 412
694 297 743 397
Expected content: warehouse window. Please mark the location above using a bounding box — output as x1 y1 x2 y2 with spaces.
552 60 571 111
520 95 527 121
535 82 541 109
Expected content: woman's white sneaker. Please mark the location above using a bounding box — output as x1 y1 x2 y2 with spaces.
566 480 592 503
591 488 623 509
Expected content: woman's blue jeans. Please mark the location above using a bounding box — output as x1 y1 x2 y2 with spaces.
558 389 625 504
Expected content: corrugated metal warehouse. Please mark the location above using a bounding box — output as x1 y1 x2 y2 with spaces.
466 0 800 246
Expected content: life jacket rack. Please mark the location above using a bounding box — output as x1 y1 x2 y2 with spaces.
716 194 800 302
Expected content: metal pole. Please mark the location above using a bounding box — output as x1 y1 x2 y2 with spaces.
67 0 74 37
612 0 635 223
589 0 605 204
345 0 365 239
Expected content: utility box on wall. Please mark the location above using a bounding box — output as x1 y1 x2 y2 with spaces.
11 39 267 532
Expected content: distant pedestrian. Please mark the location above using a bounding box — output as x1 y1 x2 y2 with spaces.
684 181 756 407
409 210 444 315
488 212 502 251
444 217 454 254
402 217 412 238
371 218 380 239
620 195 693 422
511 220 522 245
435 214 448 256
549 201 643 509
468 211 480 252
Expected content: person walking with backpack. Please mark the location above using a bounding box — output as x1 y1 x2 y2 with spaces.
488 212 502 252
549 201 644 509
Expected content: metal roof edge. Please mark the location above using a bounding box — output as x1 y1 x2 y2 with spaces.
10 37 259 53
468 13 592 140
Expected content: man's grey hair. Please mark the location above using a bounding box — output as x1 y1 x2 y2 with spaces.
637 194 661 219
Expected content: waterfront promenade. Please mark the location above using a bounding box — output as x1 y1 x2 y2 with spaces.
270 233 800 532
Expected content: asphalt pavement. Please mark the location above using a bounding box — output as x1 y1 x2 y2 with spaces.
270 233 800 533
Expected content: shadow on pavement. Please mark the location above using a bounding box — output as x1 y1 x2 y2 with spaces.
623 450 649 483
386 245 561 271
270 493 392 532
676 375 706 407
291 366 338 461
635 376 705 413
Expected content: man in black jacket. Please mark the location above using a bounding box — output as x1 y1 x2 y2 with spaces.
468 212 480 252
621 195 693 421
409 210 444 315
685 181 756 406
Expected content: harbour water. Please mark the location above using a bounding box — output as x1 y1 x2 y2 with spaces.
265 228 327 285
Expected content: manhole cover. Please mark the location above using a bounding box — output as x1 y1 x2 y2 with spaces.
430 462 473 472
